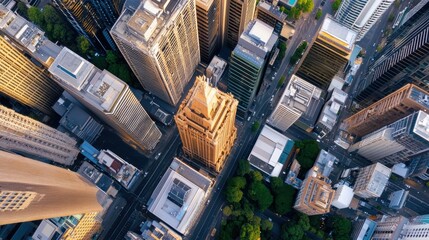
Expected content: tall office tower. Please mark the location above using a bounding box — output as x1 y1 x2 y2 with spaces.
296 16 357 90
52 0 118 50
112 0 126 15
196 0 223 63
293 168 335 216
349 111 429 166
372 216 409 240
225 0 257 48
255 1 287 35
354 0 429 107
407 152 429 181
111 0 200 106
335 0 394 41
48 48 162 151
0 6 62 115
228 19 278 118
353 163 391 198
268 75 322 132
399 215 429 239
61 212 101 240
343 84 429 137
175 76 238 172
0 105 79 165
0 150 102 225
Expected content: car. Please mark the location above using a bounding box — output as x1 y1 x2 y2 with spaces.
268 218 272 222
155 152 162 160
373 43 377 47
247 116 251 121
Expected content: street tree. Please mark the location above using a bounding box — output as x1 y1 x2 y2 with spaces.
237 159 251 176
248 181 273 210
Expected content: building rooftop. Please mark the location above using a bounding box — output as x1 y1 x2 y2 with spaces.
138 219 182 240
0 5 61 66
279 75 322 114
206 56 227 86
237 19 278 59
77 161 117 197
314 150 337 177
97 150 140 189
248 125 294 178
111 0 184 50
364 163 391 196
148 158 212 235
413 111 429 142
49 48 128 113
258 1 287 21
319 15 357 51
331 185 354 209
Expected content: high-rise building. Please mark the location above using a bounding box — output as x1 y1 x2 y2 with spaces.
196 0 223 63
296 16 357 90
111 0 200 106
0 5 62 115
0 150 102 225
148 158 213 235
52 0 118 50
343 84 429 137
61 212 101 240
399 215 429 239
294 167 335 215
48 47 162 151
175 76 238 172
228 19 278 118
354 0 429 107
255 1 287 35
372 216 409 240
0 105 79 166
349 111 429 165
351 218 377 240
268 75 322 131
335 0 394 41
353 163 391 198
407 152 429 181
225 0 257 48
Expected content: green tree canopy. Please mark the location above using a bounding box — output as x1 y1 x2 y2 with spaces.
76 36 90 55
332 0 342 11
316 9 322 20
247 181 273 210
273 185 296 214
327 216 352 240
251 121 261 132
270 177 284 194
237 159 251 176
229 176 247 190
250 170 263 182
240 223 260 240
282 224 304 240
225 186 243 203
261 219 273 231
223 205 232 217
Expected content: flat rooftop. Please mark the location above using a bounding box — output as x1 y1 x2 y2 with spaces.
237 19 278 59
111 0 184 49
413 111 429 142
49 48 127 112
258 1 287 21
320 15 357 50
148 158 212 235
279 75 322 114
366 163 391 196
248 125 294 177
0 4 61 65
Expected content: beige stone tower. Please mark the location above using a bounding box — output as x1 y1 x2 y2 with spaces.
0 151 102 225
175 76 238 172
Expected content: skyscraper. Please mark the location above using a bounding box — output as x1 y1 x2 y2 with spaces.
228 19 278 118
196 0 223 63
294 167 335 215
372 216 409 240
225 0 257 48
0 5 62 115
175 76 238 172
296 16 357 90
343 84 429 137
354 0 429 107
268 75 322 132
52 0 118 50
0 150 102 225
111 0 200 106
48 47 162 151
399 215 429 239
349 111 429 165
0 105 79 166
353 162 391 198
335 0 394 41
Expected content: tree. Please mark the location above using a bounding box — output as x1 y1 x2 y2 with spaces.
223 205 232 216
273 185 296 214
327 216 352 240
295 140 320 170
250 170 263 182
248 181 273 210
251 121 261 132
388 13 395 23
261 219 273 231
282 224 304 240
270 177 284 194
240 223 260 240
297 214 310 231
300 0 314 13
332 0 342 12
106 50 119 65
229 176 247 189
315 9 322 20
426 181 429 188
225 186 243 203
278 41 287 60
237 159 251 176
27 7 44 26
76 36 91 55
